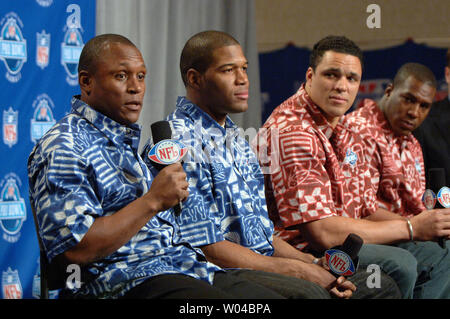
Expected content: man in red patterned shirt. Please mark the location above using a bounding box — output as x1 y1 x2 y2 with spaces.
344 63 435 217
254 36 450 298
343 62 450 294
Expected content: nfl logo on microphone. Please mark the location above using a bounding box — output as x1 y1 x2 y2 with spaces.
148 139 188 165
437 187 450 208
325 249 357 276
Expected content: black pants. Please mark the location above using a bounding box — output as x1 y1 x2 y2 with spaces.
121 271 285 299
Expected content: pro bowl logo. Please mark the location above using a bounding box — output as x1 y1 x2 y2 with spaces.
2 267 22 299
437 186 450 208
3 107 18 147
325 249 357 276
31 93 56 143
61 27 83 85
36 0 53 7
344 148 358 167
0 173 27 243
148 139 188 165
0 13 27 83
414 159 422 174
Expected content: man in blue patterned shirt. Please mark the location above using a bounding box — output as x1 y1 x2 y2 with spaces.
142 31 384 299
27 34 284 299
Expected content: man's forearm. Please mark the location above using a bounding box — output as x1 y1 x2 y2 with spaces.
63 196 158 265
271 236 316 263
298 215 411 251
364 207 406 221
200 239 348 291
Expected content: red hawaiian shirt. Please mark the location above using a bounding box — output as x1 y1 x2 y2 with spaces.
343 99 426 217
253 85 377 251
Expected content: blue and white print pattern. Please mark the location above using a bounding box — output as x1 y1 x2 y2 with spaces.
27 96 221 298
143 97 275 256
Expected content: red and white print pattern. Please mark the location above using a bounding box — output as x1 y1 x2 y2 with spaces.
254 85 377 251
344 99 426 217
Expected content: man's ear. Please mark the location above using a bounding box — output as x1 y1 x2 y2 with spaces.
306 67 313 82
78 70 92 95
305 67 314 87
384 83 394 97
186 68 202 89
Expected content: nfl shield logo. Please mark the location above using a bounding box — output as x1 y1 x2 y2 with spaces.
437 186 450 208
3 107 18 147
2 267 22 299
422 189 436 210
36 30 50 69
325 249 357 276
148 139 188 165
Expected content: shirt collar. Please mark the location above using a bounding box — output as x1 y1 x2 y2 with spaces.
367 99 413 146
71 96 141 149
298 84 340 140
175 96 238 136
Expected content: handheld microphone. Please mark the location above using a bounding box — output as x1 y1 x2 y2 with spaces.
423 168 448 248
148 120 187 216
325 233 363 277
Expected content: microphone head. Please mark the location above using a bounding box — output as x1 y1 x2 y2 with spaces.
422 189 437 210
148 120 188 169
151 120 172 144
341 233 363 260
325 233 363 277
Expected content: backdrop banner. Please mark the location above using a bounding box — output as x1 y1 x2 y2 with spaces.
0 0 95 299
260 41 448 124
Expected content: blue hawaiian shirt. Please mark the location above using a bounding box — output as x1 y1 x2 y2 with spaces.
142 97 274 256
27 96 221 298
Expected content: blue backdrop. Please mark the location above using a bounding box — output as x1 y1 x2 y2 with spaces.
259 41 448 124
0 0 95 299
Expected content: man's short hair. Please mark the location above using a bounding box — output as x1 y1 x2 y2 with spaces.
78 34 137 74
309 35 363 71
180 30 240 86
393 62 437 89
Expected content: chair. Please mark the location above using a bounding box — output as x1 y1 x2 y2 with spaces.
30 204 66 299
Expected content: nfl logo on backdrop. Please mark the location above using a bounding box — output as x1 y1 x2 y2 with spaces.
0 173 27 243
3 107 18 148
148 140 188 165
36 30 50 69
61 27 83 86
2 267 22 299
0 13 27 83
31 93 56 143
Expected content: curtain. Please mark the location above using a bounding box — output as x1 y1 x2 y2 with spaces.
96 0 262 149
